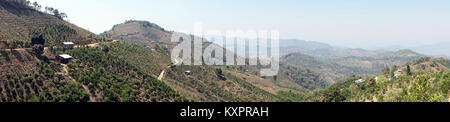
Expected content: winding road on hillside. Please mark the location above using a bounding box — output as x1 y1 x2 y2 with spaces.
157 59 180 81
60 64 97 102
1 40 118 52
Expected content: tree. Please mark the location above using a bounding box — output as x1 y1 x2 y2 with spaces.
6 40 13 49
390 65 398 78
382 65 390 77
102 46 110 53
45 7 54 14
59 12 68 19
406 65 412 75
9 0 31 6
53 9 60 17
32 45 44 57
216 68 226 80
32 1 41 11
216 68 223 75
31 35 45 45
31 35 45 58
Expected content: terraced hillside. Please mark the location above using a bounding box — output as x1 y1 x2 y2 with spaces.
102 42 291 102
0 0 99 48
0 1 184 102
102 20 174 48
0 44 186 102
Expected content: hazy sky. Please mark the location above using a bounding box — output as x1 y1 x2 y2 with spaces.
32 0 450 49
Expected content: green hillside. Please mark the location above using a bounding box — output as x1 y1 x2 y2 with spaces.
308 57 450 102
277 48 423 89
0 0 100 48
0 44 186 102
0 1 184 102
102 20 173 48
102 42 285 102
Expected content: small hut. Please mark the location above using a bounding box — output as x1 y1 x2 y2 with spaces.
56 54 73 64
184 71 192 75
63 42 74 49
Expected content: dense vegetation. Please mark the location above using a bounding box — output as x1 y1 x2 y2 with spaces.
164 64 283 102
0 49 90 102
0 42 186 102
65 47 186 102
103 42 170 76
30 24 83 47
0 0 99 48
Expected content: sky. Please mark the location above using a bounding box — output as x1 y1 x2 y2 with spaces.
31 0 450 49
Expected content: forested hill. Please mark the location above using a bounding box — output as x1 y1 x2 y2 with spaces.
102 20 174 48
0 0 100 48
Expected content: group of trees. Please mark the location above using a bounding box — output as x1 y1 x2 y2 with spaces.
382 64 412 78
1 40 32 49
310 66 450 102
0 60 91 102
30 24 79 46
7 0 68 20
281 65 329 90
31 35 45 58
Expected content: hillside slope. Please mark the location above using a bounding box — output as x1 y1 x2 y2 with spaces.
0 44 187 102
0 2 184 102
0 0 99 47
102 20 174 48
309 57 450 102
279 49 423 86
102 41 288 102
103 20 306 101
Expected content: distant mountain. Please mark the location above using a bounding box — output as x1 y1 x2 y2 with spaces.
410 42 450 58
278 39 331 56
277 39 390 58
303 48 388 59
196 35 426 91
279 53 360 89
377 42 450 58
278 48 424 89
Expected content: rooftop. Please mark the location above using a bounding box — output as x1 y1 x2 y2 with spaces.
355 79 365 83
58 54 73 59
63 42 74 45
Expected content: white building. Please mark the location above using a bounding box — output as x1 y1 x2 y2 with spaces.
184 71 192 75
63 42 74 48
355 79 365 83
56 54 73 64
